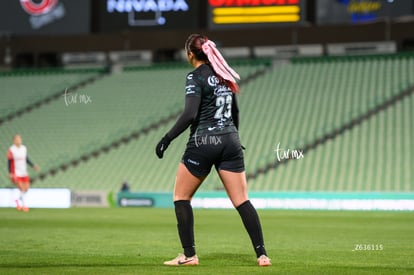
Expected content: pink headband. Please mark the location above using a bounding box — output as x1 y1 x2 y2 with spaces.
202 40 240 90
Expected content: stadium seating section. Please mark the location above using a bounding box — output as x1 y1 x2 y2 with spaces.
0 55 412 193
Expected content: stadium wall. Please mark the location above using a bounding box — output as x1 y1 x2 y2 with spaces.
2 188 413 211
117 191 414 211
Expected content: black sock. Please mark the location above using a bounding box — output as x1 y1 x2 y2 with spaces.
236 200 267 258
174 200 196 257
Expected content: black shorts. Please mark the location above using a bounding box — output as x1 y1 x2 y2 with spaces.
182 132 245 177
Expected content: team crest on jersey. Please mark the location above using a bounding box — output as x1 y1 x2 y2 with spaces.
207 75 219 87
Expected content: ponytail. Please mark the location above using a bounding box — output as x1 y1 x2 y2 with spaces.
201 40 240 93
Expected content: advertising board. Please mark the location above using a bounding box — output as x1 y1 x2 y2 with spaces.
317 0 414 25
95 0 200 32
0 0 90 35
208 0 306 29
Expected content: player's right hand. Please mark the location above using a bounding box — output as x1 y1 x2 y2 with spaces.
156 134 171 159
9 173 16 183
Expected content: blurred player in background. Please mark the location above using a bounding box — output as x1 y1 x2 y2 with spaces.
7 134 39 212
156 34 271 267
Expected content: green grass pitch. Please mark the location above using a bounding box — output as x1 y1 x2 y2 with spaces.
0 208 413 274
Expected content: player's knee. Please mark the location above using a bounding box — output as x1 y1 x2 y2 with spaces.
174 194 192 201
230 195 249 208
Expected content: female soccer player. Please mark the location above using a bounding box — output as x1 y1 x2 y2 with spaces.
155 34 271 267
8 134 39 212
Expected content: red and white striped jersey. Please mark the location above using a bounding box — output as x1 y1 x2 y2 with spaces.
8 144 28 177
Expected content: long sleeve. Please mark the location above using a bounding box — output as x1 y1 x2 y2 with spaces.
166 96 201 141
7 150 13 173
26 156 34 168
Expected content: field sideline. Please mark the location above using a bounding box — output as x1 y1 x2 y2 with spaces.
0 208 413 274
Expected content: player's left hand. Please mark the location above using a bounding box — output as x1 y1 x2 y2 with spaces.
156 135 171 159
33 165 40 172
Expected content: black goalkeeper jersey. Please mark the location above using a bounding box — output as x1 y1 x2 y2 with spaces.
185 64 238 137
166 63 239 142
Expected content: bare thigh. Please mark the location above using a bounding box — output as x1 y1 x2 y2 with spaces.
174 162 205 202
14 182 30 192
218 169 248 208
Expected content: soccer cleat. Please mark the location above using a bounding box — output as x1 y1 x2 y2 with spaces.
22 207 29 212
15 200 22 211
164 253 199 266
257 255 272 266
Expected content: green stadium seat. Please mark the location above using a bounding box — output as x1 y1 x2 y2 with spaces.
0 56 412 194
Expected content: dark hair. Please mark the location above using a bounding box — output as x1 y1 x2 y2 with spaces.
185 34 209 62
185 33 240 93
